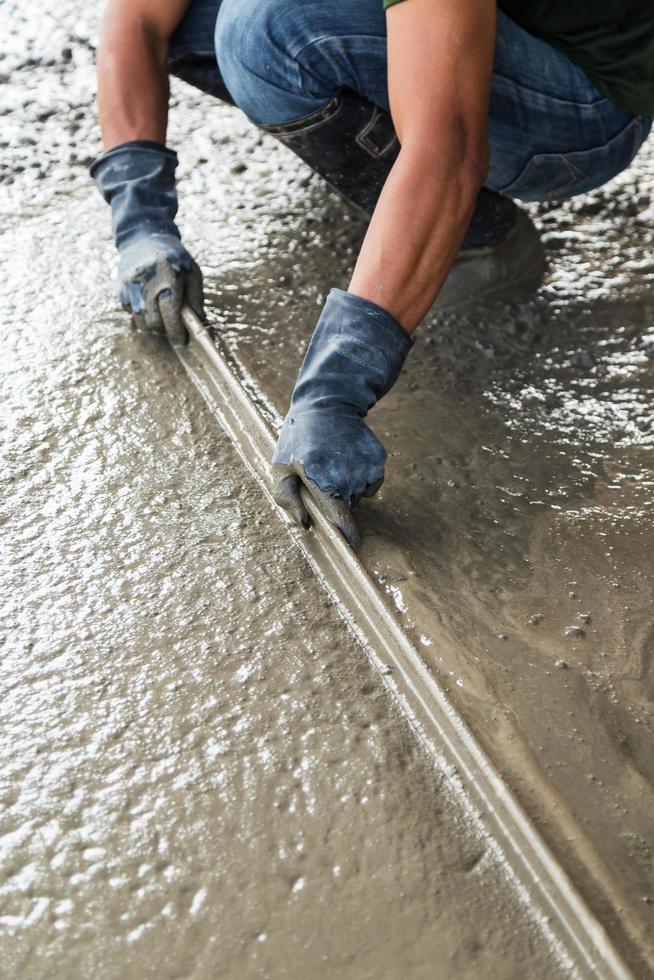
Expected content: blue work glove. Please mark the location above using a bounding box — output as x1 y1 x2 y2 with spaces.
90 140 203 344
272 289 412 549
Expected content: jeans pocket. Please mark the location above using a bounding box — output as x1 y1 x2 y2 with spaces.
500 118 641 202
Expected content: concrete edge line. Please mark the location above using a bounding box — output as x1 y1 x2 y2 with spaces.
176 306 635 980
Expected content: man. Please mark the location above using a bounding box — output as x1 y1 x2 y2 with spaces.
93 0 654 547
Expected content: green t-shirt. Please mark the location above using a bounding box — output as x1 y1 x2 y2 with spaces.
383 0 654 116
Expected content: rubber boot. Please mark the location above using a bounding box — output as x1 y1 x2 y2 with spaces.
261 91 400 217
261 90 546 309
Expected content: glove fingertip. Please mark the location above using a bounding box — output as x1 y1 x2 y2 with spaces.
273 473 311 531
306 483 362 551
337 513 362 551
336 524 360 550
186 268 206 323
158 282 188 345
119 280 141 315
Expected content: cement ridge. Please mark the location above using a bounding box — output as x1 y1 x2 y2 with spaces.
177 305 647 980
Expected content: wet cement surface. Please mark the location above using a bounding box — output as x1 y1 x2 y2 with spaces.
0 3 576 978
145 80 654 976
200 175 654 965
0 303 568 980
155 32 654 977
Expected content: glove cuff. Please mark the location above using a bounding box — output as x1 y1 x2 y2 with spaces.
290 289 413 417
91 141 181 252
327 289 413 358
89 141 177 179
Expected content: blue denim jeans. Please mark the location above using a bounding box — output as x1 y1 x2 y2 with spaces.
171 0 652 203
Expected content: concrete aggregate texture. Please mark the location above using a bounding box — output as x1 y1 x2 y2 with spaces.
0 3 574 980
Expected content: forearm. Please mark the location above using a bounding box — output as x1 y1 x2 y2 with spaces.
357 0 496 332
97 10 171 148
349 138 486 332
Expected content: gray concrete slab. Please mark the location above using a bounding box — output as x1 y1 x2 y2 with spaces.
0 142 572 980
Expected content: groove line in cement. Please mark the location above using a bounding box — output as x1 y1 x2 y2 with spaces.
176 306 634 980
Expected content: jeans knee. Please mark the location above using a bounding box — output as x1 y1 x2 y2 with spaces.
215 0 322 124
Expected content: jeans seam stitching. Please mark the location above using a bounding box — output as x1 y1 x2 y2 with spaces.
492 70 609 110
291 32 387 110
500 114 639 198
291 32 387 67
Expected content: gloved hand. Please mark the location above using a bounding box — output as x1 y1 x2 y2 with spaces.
90 140 203 344
272 289 412 548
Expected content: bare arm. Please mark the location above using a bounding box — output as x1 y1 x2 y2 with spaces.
93 0 204 344
97 0 192 149
349 0 496 331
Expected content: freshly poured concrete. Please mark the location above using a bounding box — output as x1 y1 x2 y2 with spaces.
176 45 654 978
2 266 572 979
0 4 578 979
1 0 652 975
192 149 654 967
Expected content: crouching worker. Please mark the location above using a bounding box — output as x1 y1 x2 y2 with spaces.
92 0 654 546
